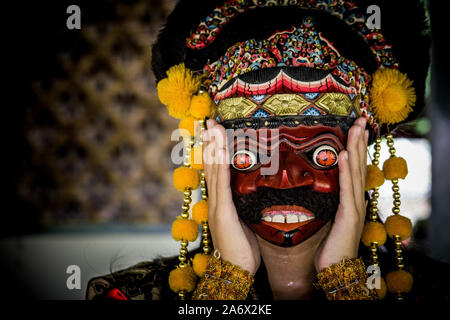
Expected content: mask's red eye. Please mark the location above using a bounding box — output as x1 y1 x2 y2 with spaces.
313 145 338 168
232 150 257 171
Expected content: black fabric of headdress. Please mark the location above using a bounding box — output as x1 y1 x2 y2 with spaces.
220 66 349 92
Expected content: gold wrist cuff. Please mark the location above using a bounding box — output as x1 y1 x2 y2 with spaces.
315 257 376 300
192 255 254 300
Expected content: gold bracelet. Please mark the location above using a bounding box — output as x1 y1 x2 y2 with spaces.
315 257 377 300
192 254 254 300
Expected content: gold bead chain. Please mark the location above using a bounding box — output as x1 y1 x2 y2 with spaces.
368 137 382 267
200 171 207 201
181 188 192 219
199 119 211 256
200 171 211 255
386 134 406 300
178 136 196 300
201 222 211 255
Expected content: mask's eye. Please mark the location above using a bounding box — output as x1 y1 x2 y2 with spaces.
232 150 257 171
312 145 338 168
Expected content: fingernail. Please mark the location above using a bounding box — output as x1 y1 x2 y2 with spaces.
342 151 348 160
355 126 362 136
206 119 215 128
361 117 367 127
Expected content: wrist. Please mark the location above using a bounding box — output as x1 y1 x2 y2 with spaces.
193 253 255 300
316 244 359 272
216 248 258 276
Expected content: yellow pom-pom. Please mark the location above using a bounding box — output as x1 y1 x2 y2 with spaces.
192 200 208 224
190 92 213 119
168 266 197 293
365 165 385 190
192 253 210 277
179 116 196 137
376 277 387 299
157 63 200 119
171 218 198 241
386 270 413 293
173 167 200 191
190 147 203 170
385 214 412 240
383 156 408 180
370 68 416 125
361 221 387 246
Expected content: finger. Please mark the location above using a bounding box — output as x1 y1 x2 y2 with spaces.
355 117 367 181
355 128 368 218
347 125 362 199
206 118 218 129
337 150 356 213
217 148 233 198
202 130 216 212
353 117 366 129
202 130 216 166
211 125 230 187
209 133 218 205
211 125 227 155
357 118 367 192
362 129 369 183
212 126 237 222
347 129 365 215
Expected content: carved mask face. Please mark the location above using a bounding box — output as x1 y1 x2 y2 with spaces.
215 69 357 247
228 123 348 247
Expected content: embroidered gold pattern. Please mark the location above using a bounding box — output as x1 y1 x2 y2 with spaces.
263 94 310 115
353 94 362 117
217 97 257 120
315 93 353 116
314 257 377 300
217 93 357 121
192 256 254 300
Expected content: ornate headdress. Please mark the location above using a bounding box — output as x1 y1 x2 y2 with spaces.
152 0 430 300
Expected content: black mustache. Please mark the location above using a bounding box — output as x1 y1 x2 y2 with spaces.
232 187 339 225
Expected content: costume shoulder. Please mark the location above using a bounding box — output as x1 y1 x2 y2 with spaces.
86 256 179 300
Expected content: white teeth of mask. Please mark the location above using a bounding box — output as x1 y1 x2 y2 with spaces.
286 214 299 223
261 212 315 223
272 214 285 223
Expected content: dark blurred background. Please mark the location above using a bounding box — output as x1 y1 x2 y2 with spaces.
2 0 449 299
7 0 181 236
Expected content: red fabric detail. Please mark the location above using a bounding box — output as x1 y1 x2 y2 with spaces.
106 288 128 300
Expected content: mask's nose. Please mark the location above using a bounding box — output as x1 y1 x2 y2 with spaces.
256 151 314 189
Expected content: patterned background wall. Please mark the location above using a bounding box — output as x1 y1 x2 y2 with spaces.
16 0 182 227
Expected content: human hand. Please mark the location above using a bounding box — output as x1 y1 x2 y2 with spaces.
202 119 261 275
314 117 369 272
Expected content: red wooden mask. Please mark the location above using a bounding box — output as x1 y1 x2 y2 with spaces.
229 124 348 247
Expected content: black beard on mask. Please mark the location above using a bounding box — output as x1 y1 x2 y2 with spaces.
232 187 339 225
